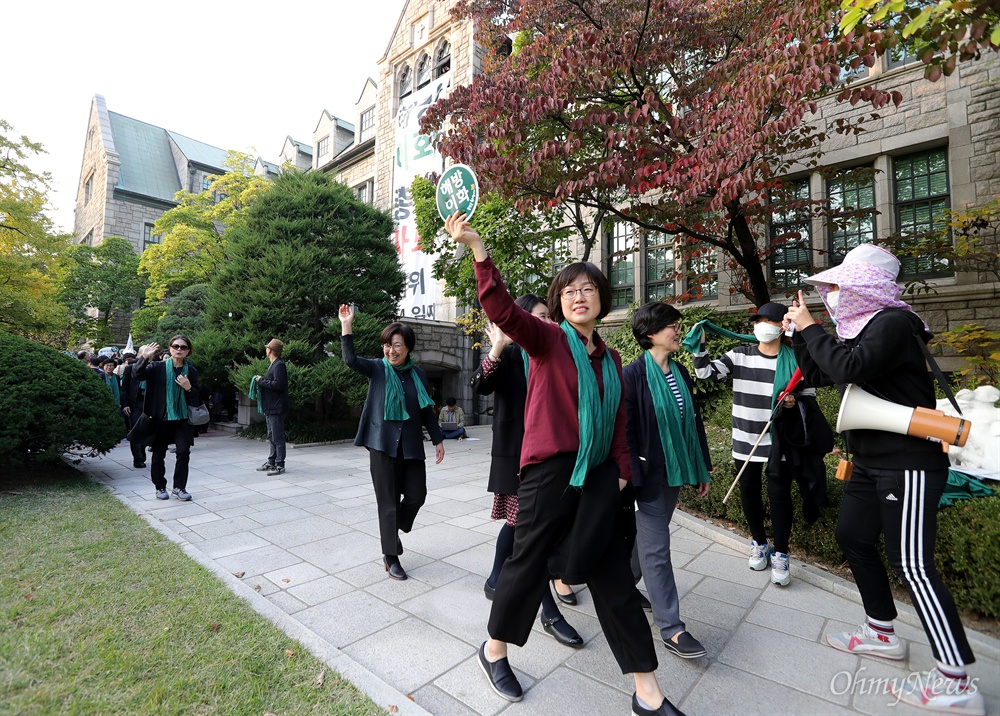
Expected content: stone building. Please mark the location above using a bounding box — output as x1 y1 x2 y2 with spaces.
73 95 229 256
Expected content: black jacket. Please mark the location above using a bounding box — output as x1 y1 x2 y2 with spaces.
470 344 527 495
132 356 203 423
792 309 949 470
120 363 144 411
622 357 712 503
257 358 289 415
342 335 443 459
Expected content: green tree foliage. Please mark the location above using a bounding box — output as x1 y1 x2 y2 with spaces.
411 176 572 308
155 283 210 340
0 333 125 463
55 236 144 344
841 0 1000 81
423 0 902 306
138 152 271 307
0 120 71 340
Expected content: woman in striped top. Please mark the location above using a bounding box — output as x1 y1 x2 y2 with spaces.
693 302 812 586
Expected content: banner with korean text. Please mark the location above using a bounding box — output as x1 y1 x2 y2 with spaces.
391 71 452 320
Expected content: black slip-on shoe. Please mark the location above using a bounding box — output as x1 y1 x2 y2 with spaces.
478 642 523 702
540 613 583 648
632 692 686 716
552 579 577 605
662 631 707 659
484 581 495 601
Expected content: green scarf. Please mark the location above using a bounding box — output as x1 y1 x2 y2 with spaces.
644 352 711 487
561 321 621 489
382 357 434 421
165 360 189 421
248 375 263 413
682 319 797 408
520 346 530 384
103 373 120 403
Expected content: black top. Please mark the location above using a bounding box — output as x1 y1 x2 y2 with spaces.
132 356 203 422
470 344 527 495
623 357 712 503
120 364 144 410
257 358 289 415
792 309 950 470
341 335 443 460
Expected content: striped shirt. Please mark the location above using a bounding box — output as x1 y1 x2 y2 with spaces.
663 369 684 420
694 346 814 461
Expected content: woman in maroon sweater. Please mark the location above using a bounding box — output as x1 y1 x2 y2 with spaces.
446 214 682 716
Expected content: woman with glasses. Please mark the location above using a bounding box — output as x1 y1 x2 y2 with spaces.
472 294 583 649
624 302 711 660
446 213 682 716
338 304 445 581
133 335 204 501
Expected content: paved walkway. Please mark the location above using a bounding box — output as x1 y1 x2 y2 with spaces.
76 428 998 716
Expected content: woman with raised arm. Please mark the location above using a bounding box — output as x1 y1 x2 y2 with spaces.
339 304 445 581
446 213 682 716
471 295 583 649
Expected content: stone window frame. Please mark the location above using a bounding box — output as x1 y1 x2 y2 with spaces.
355 179 374 205
399 64 413 101
359 107 376 142
606 221 635 309
434 40 451 78
416 53 432 89
893 147 951 279
143 223 163 252
827 166 878 265
84 172 94 205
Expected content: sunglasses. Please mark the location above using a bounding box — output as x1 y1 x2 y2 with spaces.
170 344 190 351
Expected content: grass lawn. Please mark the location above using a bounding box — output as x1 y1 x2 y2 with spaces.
0 463 385 716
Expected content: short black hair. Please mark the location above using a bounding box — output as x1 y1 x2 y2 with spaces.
446 397 457 406
380 322 416 352
514 293 547 314
547 262 612 324
631 301 682 350
77 350 89 361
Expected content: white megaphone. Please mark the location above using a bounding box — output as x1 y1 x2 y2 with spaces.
837 384 971 451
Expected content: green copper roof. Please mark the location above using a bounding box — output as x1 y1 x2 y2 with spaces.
167 131 229 171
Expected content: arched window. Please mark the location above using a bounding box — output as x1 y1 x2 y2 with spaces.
398 65 413 100
434 41 451 77
416 54 431 89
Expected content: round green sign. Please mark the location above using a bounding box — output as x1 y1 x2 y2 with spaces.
436 164 480 223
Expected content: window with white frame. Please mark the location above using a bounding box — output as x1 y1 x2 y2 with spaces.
359 108 376 142
894 148 950 278
828 168 877 265
770 178 812 290
434 41 451 77
355 179 374 205
686 244 718 299
645 231 675 302
317 135 330 158
606 222 635 309
143 223 162 251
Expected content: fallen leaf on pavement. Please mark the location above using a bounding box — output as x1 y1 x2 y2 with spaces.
233 571 245 578
282 578 291 583
315 669 325 688
253 585 261 592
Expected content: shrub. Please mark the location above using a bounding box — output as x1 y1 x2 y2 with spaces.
0 333 125 463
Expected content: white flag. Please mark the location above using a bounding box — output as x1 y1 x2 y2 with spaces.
124 334 134 353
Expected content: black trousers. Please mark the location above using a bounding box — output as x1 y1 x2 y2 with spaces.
125 405 147 465
369 447 427 556
488 453 658 675
837 463 975 667
265 412 286 466
149 419 192 491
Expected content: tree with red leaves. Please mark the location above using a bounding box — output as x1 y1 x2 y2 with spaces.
421 0 903 306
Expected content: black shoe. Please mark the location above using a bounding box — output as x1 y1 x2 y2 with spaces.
662 631 706 659
638 591 652 612
632 692 686 716
256 462 275 472
552 579 577 605
484 581 495 601
478 642 523 702
540 613 584 648
383 557 407 581
133 460 146 468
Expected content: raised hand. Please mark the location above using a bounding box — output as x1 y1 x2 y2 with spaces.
339 304 354 334
444 212 489 262
486 322 511 355
139 342 159 359
784 290 816 329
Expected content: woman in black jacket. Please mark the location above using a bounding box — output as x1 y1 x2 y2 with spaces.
786 244 980 715
339 304 444 581
133 335 204 501
471 293 582 648
623 301 711 660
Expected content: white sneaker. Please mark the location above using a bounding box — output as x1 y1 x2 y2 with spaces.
771 551 790 586
748 540 772 571
891 668 986 716
826 622 905 660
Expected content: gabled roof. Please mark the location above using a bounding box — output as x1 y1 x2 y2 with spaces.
313 111 357 135
286 136 313 156
167 131 229 171
356 78 378 105
255 157 280 174
108 112 182 202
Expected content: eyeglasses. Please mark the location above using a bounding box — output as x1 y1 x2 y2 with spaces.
560 285 597 300
170 344 190 351
664 322 682 332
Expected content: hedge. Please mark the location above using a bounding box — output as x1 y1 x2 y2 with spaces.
0 333 126 463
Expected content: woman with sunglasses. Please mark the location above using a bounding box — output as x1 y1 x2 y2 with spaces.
134 335 204 501
446 213 682 716
338 304 445 581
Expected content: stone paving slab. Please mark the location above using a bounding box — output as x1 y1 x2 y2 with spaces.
76 432 1000 716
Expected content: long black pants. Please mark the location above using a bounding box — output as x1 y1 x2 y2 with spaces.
265 412 286 466
149 419 192 491
369 447 427 557
488 453 657 675
837 463 975 667
737 458 797 553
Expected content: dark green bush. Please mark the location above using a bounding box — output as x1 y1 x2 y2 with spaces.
0 333 125 463
682 426 1000 619
239 418 358 444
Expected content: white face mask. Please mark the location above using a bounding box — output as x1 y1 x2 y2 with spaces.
825 290 841 315
753 322 784 343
